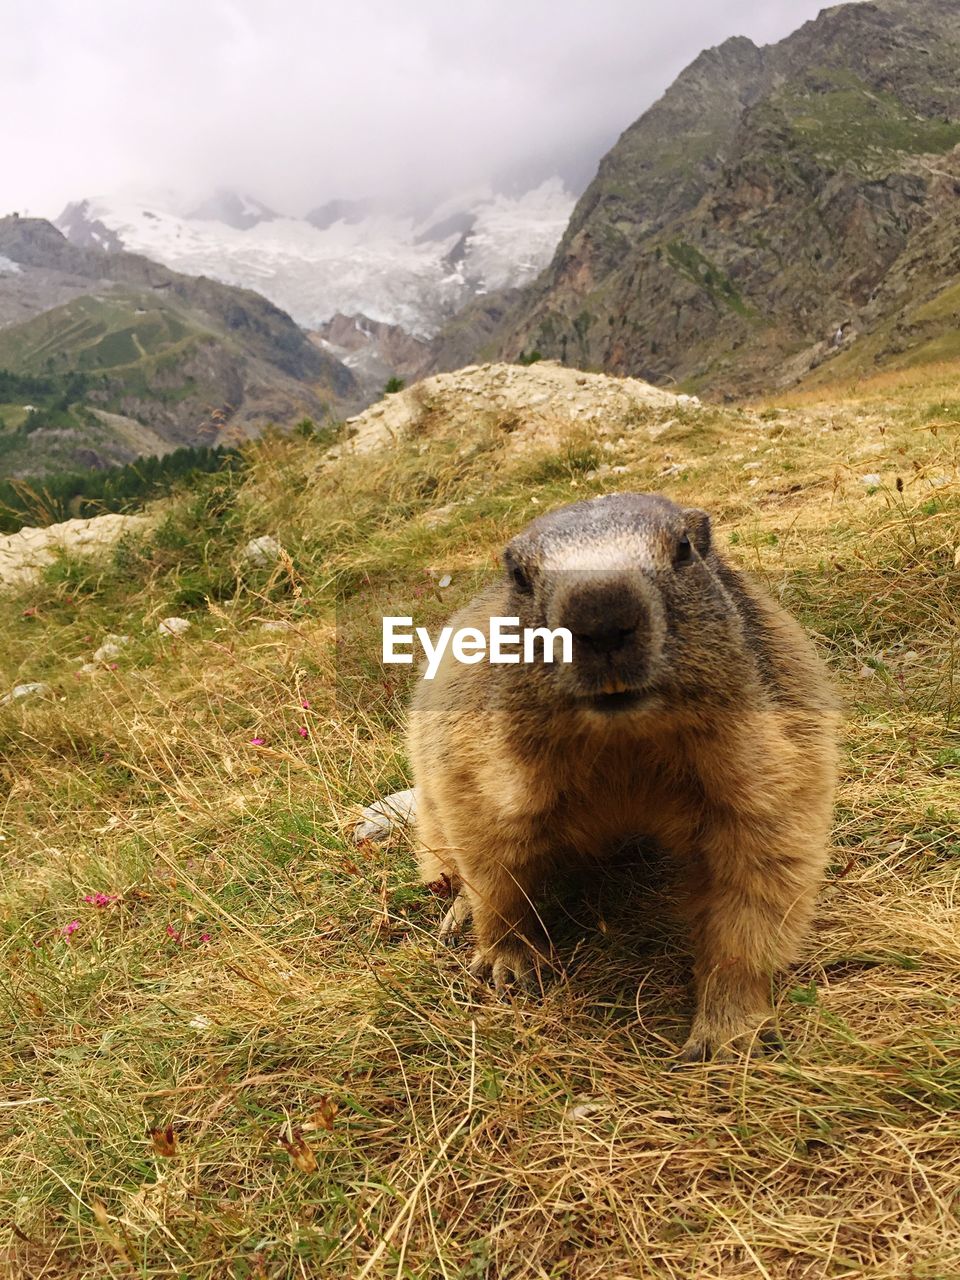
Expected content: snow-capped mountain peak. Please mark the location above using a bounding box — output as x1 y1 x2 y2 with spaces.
54 181 575 340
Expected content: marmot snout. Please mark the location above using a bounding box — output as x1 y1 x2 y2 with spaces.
407 491 839 1061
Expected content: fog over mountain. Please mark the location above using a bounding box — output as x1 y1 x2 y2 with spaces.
4 0 839 218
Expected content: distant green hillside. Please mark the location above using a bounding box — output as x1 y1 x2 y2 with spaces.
0 291 228 476
0 293 200 375
0 290 223 467
0 217 357 480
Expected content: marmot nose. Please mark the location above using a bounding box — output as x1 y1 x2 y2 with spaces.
560 581 646 656
575 623 636 654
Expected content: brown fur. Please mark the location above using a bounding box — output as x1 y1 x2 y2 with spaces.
407 493 839 1059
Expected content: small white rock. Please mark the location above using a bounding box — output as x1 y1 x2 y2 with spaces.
861 474 882 487
158 617 191 637
437 574 452 589
243 535 282 567
258 620 294 633
93 634 130 663
0 681 52 706
353 789 418 843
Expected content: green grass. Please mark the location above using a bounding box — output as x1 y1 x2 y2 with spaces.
0 296 202 378
762 70 960 174
1 372 959 1276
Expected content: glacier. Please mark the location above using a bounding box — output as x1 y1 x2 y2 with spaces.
56 181 575 339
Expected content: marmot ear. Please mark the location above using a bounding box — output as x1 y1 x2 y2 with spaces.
684 508 711 557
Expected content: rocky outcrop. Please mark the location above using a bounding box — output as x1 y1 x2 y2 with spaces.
0 511 151 588
336 359 693 459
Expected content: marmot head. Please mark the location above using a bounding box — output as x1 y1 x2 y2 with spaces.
502 492 741 717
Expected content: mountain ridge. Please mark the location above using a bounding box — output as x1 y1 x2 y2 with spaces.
428 0 960 396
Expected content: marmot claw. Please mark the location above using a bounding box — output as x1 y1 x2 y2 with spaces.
469 940 548 997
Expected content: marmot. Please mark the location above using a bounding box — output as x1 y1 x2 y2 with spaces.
407 492 839 1060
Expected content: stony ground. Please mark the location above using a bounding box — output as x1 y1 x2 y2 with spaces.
1 359 958 1278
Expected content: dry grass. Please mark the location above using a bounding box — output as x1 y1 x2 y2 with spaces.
1 372 958 1278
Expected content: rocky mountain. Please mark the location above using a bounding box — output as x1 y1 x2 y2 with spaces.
431 0 960 396
55 181 577 341
311 312 433 402
0 216 356 477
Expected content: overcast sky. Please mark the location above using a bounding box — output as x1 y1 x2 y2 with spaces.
2 0 844 218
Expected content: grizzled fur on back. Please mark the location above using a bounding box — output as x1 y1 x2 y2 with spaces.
407 491 839 1061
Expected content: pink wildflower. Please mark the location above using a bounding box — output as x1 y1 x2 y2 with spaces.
297 726 308 738
84 892 117 908
166 924 182 943
301 699 310 709
249 737 265 746
199 932 212 944
61 920 80 938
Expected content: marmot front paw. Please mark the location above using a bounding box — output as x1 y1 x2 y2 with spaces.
677 1020 783 1064
468 937 551 996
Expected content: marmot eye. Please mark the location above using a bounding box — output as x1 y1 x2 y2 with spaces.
675 533 693 566
511 565 532 594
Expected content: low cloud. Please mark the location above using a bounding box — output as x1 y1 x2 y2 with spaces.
3 0 838 217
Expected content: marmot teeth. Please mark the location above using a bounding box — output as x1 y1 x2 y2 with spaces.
599 678 631 695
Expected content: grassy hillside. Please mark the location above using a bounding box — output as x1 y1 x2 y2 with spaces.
0 293 218 474
1 361 958 1277
0 293 201 375
0 286 341 480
